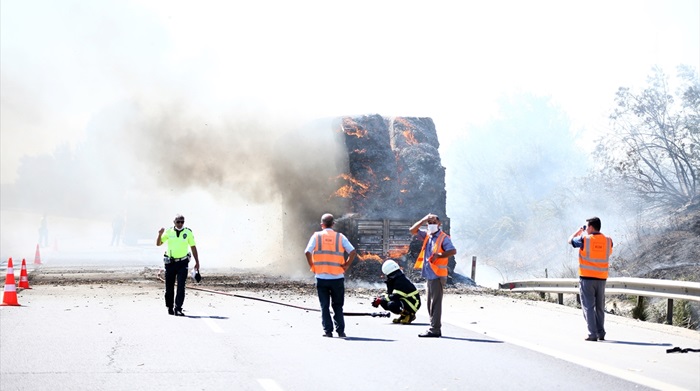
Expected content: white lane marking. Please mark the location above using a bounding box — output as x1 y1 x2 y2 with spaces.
459 322 688 391
202 317 224 333
257 378 284 391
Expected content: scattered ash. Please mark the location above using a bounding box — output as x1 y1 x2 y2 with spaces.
26 266 485 296
345 260 384 283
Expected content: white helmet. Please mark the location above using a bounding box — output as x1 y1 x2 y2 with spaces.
382 260 401 276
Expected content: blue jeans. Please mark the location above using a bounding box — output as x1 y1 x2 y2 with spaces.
316 278 345 333
165 260 189 310
580 278 606 338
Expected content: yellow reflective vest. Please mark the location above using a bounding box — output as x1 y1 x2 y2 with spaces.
161 227 195 259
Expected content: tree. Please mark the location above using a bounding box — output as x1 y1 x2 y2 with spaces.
598 66 700 210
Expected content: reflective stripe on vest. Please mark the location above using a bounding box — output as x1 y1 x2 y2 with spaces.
413 231 449 277
578 233 612 279
312 230 345 275
388 289 420 313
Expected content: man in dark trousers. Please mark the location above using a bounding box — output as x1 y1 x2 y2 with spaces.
305 213 356 338
157 214 200 316
568 216 613 341
372 259 421 324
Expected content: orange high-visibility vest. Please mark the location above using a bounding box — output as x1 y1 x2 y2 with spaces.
312 230 346 275
414 231 449 277
579 233 612 279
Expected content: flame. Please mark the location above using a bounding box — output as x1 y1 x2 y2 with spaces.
353 149 366 154
387 245 409 259
334 185 354 198
395 117 418 145
383 176 391 181
402 129 418 145
400 189 408 193
342 119 367 138
358 253 382 262
333 173 370 198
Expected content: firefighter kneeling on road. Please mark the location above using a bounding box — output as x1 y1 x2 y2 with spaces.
372 260 421 324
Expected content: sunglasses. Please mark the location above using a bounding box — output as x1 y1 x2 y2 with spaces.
175 220 185 224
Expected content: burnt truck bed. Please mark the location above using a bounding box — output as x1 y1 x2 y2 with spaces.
350 219 414 255
341 218 451 256
336 217 456 283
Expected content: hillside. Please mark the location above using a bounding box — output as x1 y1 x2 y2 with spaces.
633 204 700 282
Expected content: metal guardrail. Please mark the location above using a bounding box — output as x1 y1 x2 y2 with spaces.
499 277 700 325
498 277 700 302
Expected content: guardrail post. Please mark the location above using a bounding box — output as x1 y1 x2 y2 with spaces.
470 256 476 282
540 268 547 299
498 277 700 321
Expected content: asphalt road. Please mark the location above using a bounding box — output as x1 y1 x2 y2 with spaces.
1 277 699 391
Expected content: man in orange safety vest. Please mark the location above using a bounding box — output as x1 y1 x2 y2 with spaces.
568 216 613 341
305 213 356 338
410 213 457 338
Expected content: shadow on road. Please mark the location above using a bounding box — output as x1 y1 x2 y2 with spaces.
342 337 395 342
441 336 504 343
601 340 672 347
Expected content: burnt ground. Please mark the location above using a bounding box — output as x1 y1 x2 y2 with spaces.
25 266 486 298
613 205 700 282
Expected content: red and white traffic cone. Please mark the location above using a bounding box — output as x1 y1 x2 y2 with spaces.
1 258 20 306
18 258 31 289
34 244 42 265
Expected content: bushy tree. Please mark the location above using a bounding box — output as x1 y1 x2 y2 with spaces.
597 66 699 210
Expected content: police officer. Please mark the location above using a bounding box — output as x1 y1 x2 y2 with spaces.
157 214 200 316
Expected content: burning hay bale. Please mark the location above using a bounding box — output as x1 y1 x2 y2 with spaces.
338 115 454 282
337 115 447 220
338 115 399 217
291 113 455 283
397 143 446 218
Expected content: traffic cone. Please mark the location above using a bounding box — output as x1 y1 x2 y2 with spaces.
34 244 42 265
1 258 21 306
18 258 31 289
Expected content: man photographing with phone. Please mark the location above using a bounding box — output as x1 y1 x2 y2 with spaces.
568 217 613 341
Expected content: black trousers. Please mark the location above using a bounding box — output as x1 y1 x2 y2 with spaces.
165 260 189 310
380 299 405 314
316 278 345 333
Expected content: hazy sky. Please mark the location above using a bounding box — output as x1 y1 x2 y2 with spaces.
2 0 698 184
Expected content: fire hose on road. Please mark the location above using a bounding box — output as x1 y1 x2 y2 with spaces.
156 270 391 318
